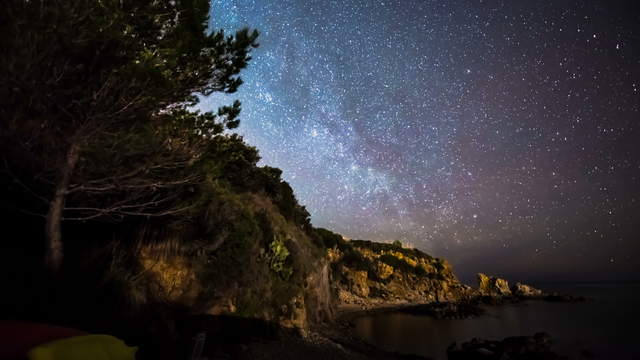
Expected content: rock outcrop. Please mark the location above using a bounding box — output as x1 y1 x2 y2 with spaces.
477 273 512 297
316 235 474 308
511 282 544 297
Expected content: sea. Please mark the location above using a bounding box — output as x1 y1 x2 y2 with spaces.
351 283 640 359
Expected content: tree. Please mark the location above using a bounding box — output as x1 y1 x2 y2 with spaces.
0 0 258 271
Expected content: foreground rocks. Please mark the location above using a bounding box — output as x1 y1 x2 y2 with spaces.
447 332 568 360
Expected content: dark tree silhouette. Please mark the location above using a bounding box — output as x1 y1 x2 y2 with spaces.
0 0 258 271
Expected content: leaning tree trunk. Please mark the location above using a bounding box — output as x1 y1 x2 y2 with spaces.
45 142 80 272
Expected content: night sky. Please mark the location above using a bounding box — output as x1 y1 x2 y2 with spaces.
202 1 640 284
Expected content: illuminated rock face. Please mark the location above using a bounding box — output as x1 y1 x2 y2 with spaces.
330 240 474 307
477 273 512 297
512 282 544 297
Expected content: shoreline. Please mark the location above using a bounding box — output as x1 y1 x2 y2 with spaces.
332 291 587 323
312 300 489 359
132 290 590 359
313 294 588 359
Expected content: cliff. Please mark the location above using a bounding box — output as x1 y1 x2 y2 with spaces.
129 215 478 333
128 222 480 335
110 190 335 333
315 230 474 309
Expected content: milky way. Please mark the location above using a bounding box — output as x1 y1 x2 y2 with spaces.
202 1 640 283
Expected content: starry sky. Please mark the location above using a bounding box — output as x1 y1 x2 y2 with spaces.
202 1 640 284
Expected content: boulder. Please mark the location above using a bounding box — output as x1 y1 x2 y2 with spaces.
511 282 544 297
476 273 512 297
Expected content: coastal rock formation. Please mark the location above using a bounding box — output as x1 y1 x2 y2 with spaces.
315 234 474 308
447 332 567 360
511 282 544 297
477 273 512 297
345 270 370 297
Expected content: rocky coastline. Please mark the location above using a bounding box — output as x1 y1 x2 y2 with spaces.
313 272 587 360
129 251 586 360
333 270 586 317
168 234 589 359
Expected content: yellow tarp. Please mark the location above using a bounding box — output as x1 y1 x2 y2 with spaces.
27 334 137 360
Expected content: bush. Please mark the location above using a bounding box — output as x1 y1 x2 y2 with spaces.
269 236 292 280
314 228 343 249
351 239 433 261
378 254 426 277
341 247 373 273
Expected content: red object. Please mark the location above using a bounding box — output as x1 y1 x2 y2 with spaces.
0 321 87 359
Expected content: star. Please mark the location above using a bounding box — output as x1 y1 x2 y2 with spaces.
205 0 640 283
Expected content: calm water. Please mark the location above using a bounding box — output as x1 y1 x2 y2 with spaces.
352 283 640 359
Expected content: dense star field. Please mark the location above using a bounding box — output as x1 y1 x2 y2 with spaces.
202 1 640 283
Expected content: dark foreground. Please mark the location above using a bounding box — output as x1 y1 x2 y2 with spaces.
163 312 568 360
192 298 579 360
0 299 580 360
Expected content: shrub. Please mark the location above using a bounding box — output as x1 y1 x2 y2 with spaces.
351 239 433 261
378 254 427 277
340 247 373 273
269 236 292 280
314 228 343 249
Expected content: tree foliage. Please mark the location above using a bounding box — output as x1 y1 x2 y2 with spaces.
0 0 259 270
